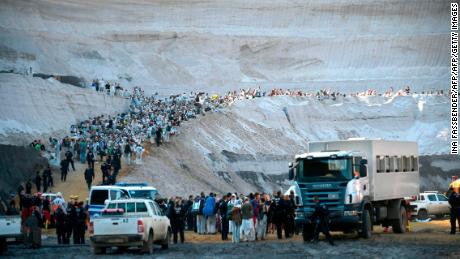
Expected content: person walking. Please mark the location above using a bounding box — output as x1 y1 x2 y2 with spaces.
65 150 75 171
84 167 95 190
86 149 95 169
60 159 69 182
311 196 334 246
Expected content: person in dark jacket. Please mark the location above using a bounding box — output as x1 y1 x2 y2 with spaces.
76 202 87 244
270 191 287 239
219 194 230 240
64 198 76 244
185 195 194 231
34 171 41 193
55 205 66 244
65 150 75 171
60 159 69 182
25 180 32 194
448 187 460 234
311 196 334 245
168 199 186 243
84 167 95 190
155 127 162 147
86 150 95 169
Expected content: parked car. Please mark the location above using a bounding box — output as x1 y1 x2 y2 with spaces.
89 199 170 254
410 191 450 220
0 215 22 254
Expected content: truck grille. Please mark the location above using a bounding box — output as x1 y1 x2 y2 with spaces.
301 188 344 212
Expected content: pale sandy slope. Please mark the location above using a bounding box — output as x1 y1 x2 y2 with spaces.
121 94 450 197
0 74 129 145
0 0 450 94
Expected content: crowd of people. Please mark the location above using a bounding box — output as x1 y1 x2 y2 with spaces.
160 190 333 245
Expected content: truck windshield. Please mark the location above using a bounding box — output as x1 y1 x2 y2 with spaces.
297 157 352 182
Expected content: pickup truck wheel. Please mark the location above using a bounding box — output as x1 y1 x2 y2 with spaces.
161 229 171 250
142 232 154 254
359 210 372 238
417 209 428 220
392 206 407 233
302 224 314 242
93 247 106 255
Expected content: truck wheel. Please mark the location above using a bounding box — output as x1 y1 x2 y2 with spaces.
392 206 407 233
302 224 314 242
359 210 372 238
161 229 171 250
93 247 106 255
417 209 428 220
142 232 154 254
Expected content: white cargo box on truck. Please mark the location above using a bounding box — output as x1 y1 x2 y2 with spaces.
309 139 419 201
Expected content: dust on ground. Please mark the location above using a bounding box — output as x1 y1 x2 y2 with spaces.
4 220 460 258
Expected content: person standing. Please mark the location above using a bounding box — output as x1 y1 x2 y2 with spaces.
168 199 186 244
311 196 334 246
76 202 87 244
195 194 206 234
84 167 95 190
231 204 242 243
43 166 52 191
124 142 132 165
34 171 41 193
448 184 460 234
55 205 66 244
271 191 287 239
219 194 230 240
256 197 268 240
203 193 216 234
240 197 255 242
25 180 32 194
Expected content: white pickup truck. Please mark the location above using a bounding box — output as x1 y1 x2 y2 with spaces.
410 191 451 220
0 215 22 254
89 199 171 254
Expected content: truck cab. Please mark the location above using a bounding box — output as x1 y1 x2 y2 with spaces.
289 151 368 235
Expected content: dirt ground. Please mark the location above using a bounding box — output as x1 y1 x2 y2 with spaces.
3 219 459 258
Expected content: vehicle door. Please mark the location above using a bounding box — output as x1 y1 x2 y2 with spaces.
147 201 163 240
436 194 450 215
153 202 168 238
355 156 369 199
426 194 439 214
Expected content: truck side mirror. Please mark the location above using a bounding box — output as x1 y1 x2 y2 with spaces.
288 168 294 180
359 164 367 177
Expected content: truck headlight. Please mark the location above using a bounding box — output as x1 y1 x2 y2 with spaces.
344 210 359 216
